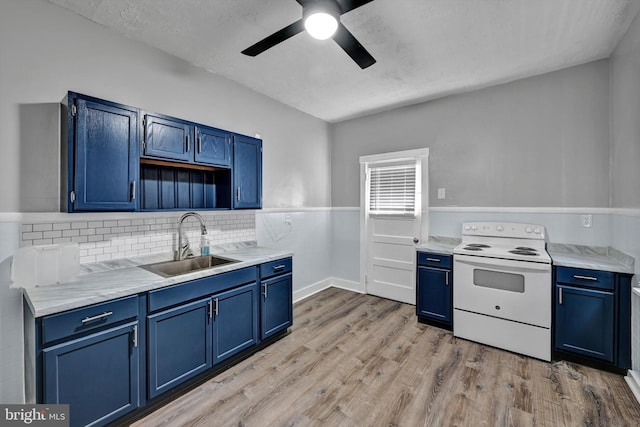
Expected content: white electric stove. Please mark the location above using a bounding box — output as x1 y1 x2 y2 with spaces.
453 222 552 361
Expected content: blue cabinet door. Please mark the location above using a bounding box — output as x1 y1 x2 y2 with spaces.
73 97 138 211
43 322 139 427
233 135 262 209
417 266 452 324
212 282 259 364
555 285 615 362
195 125 232 167
144 114 193 162
147 298 212 399
261 273 293 340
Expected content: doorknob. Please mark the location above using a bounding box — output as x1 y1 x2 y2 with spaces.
413 237 419 244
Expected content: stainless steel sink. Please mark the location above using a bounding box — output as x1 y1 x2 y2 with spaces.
140 255 239 277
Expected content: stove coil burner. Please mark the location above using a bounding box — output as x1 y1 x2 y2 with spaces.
463 246 484 251
466 244 490 248
515 247 537 252
509 250 539 256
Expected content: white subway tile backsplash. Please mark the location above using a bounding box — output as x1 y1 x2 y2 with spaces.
33 223 53 232
20 212 256 264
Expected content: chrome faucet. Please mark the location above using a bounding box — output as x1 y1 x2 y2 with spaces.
176 212 208 261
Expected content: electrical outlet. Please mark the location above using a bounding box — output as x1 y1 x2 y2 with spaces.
437 188 446 199
581 214 592 228
284 214 292 225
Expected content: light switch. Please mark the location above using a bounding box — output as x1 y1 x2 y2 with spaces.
437 188 446 199
284 215 292 225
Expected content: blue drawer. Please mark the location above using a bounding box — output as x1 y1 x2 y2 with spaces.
148 266 257 313
260 258 292 280
417 252 452 269
42 296 139 345
556 266 614 291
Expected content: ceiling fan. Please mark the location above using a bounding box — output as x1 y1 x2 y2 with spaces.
242 0 376 69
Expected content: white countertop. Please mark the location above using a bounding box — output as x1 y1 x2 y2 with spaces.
547 243 635 275
22 242 293 318
416 236 460 255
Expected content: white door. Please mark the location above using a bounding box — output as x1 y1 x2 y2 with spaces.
360 149 429 305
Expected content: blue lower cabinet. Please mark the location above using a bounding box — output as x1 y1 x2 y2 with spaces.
417 266 452 324
212 283 259 364
261 273 293 340
42 322 139 427
147 298 212 399
554 285 615 363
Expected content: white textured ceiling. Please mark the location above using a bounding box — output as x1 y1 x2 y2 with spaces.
48 0 639 123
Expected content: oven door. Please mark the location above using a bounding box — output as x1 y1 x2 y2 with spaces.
453 254 551 328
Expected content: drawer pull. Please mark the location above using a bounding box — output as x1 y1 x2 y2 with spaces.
273 265 286 271
81 311 113 324
573 275 598 281
426 258 441 262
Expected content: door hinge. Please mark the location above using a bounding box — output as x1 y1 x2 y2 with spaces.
70 190 76 204
142 117 146 127
71 104 77 117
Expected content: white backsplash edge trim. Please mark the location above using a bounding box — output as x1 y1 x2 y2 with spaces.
0 210 260 223
429 206 615 214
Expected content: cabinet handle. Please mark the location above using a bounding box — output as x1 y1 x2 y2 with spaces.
445 271 449 286
236 187 241 201
263 283 268 299
214 298 219 316
573 275 597 281
273 265 286 272
132 324 138 348
81 311 113 324
186 134 190 152
426 258 441 262
131 181 136 201
198 136 202 153
558 288 563 305
208 300 213 319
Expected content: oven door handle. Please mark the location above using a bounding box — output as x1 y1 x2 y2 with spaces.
453 254 551 272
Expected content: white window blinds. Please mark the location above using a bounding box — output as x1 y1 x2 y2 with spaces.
369 163 416 216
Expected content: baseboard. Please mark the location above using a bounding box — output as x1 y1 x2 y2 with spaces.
293 277 364 303
625 370 640 405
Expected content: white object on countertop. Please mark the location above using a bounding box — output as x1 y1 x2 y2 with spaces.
11 243 80 288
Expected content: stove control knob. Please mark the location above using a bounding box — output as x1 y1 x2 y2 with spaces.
471 224 477 230
525 226 533 233
496 225 504 232
534 228 541 234
464 224 471 231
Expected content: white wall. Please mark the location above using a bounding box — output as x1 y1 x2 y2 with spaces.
0 0 332 403
0 0 331 212
331 60 611 209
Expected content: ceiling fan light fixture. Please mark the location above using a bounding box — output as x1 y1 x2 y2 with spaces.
304 12 338 40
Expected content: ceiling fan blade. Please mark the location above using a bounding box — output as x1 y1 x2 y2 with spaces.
332 23 376 69
242 19 305 57
337 0 375 14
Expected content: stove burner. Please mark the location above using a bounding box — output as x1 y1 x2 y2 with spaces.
509 250 539 256
515 247 537 251
463 246 484 251
466 244 490 248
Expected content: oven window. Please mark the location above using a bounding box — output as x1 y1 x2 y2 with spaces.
473 269 525 293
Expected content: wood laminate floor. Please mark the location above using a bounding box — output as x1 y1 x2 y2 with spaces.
131 288 640 427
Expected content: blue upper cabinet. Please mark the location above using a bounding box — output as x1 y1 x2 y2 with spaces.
195 125 232 167
143 114 193 162
233 134 262 209
69 94 138 212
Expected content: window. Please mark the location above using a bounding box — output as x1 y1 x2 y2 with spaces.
368 163 416 216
